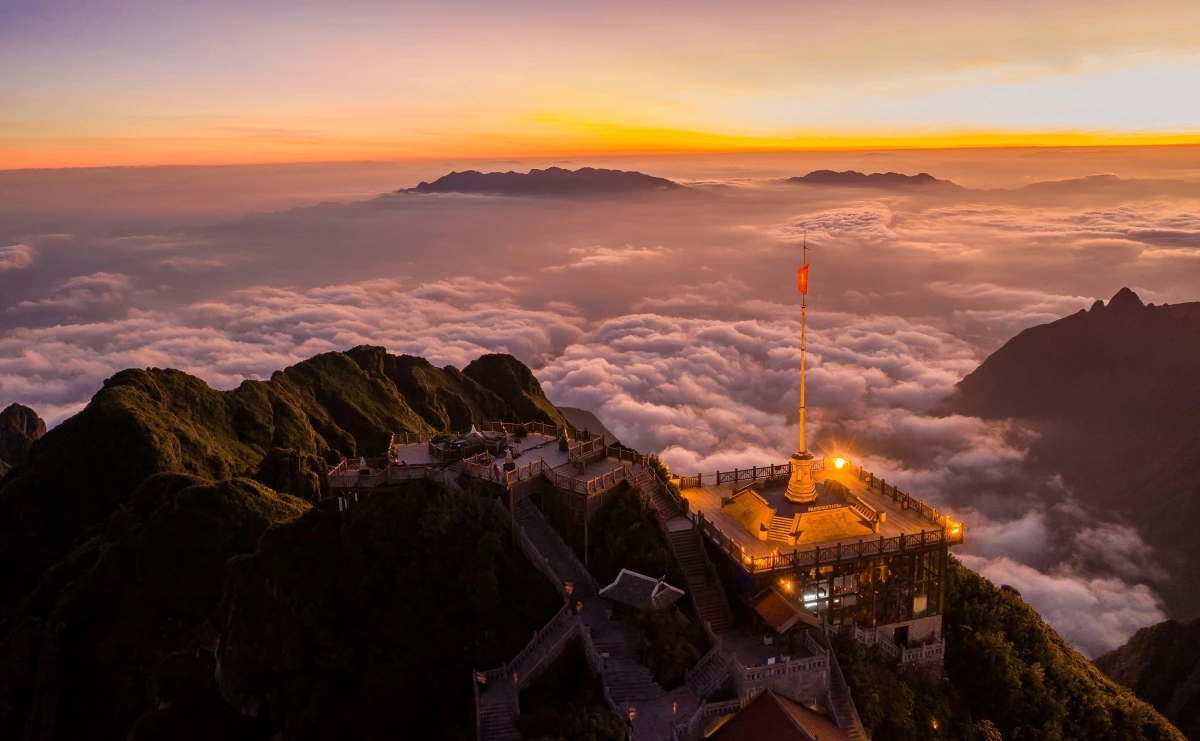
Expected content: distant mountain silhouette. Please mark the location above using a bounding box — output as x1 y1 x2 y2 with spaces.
404 166 683 196
1095 616 1200 740
953 288 1200 616
1011 174 1200 198
788 170 961 189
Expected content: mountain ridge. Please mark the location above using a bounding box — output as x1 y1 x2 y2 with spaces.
788 169 962 189
0 346 566 740
1095 617 1200 740
404 165 683 196
952 287 1200 618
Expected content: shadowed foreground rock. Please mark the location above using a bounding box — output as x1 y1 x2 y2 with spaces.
0 403 45 476
1095 617 1200 740
0 477 308 740
208 481 559 740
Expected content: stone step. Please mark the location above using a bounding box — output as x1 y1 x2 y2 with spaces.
767 515 794 541
478 700 520 741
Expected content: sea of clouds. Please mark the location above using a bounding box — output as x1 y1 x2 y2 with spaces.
3 151 1200 657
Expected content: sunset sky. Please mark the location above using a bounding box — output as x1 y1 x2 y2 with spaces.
5 0 1200 168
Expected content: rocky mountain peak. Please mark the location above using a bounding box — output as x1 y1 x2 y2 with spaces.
0 403 46 469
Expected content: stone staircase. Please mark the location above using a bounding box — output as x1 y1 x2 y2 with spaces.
631 467 736 634
767 515 794 542
828 690 867 741
668 528 734 632
476 604 581 741
477 686 520 741
592 623 667 706
636 468 677 519
514 498 596 597
818 627 870 741
685 651 730 698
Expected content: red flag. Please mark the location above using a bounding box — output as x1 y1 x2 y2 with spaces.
797 263 809 294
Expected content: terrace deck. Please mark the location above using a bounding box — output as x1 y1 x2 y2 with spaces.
388 443 438 466
680 463 959 564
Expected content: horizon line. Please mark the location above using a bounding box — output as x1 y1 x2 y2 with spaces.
5 139 1200 173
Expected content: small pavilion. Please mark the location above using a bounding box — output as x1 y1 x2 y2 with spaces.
598 569 686 613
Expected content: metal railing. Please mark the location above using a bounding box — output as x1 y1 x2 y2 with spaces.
606 445 649 467
854 466 956 531
329 456 438 489
689 508 962 575
387 465 431 482
479 419 600 444
543 463 631 496
390 431 436 446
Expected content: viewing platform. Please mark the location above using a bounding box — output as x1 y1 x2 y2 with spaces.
675 458 963 575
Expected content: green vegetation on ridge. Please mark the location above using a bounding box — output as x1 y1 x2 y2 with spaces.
0 347 562 619
836 557 1184 741
0 347 566 741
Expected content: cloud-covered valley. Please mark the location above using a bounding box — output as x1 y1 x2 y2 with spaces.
3 152 1200 656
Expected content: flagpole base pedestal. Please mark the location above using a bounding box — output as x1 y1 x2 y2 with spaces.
784 452 818 504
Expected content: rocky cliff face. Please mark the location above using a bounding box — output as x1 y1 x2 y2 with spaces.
0 403 45 476
952 288 1200 616
0 347 565 740
1095 617 1200 740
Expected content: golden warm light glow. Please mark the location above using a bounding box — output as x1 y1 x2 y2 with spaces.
5 1 1200 169
833 457 847 469
7 125 1200 171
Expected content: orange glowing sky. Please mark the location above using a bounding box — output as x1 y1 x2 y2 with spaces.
4 0 1200 169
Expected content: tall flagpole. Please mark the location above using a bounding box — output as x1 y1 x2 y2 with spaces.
799 232 807 455
786 231 818 503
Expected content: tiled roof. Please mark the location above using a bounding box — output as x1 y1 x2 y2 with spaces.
712 691 850 741
598 568 685 610
751 588 805 633
779 694 850 741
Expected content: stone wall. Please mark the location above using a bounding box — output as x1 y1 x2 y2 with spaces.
879 614 942 645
